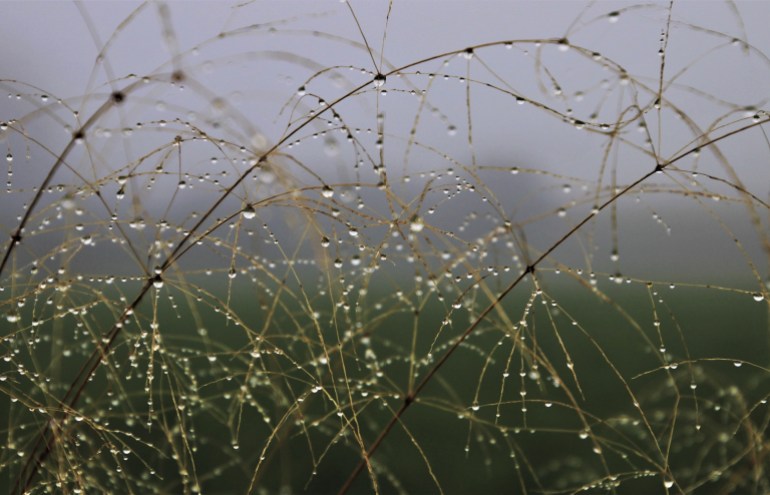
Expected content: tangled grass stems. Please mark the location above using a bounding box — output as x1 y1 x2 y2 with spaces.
2 1 770 494
338 115 770 494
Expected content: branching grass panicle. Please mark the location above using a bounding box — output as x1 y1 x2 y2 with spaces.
2 1 770 494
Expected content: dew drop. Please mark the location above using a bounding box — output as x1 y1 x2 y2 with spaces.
752 292 764 302
297 85 306 96
373 73 386 88
608 11 620 23
129 218 146 230
321 185 334 198
409 216 425 233
242 205 256 219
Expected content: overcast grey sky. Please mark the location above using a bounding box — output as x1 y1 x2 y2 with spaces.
2 1 769 281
